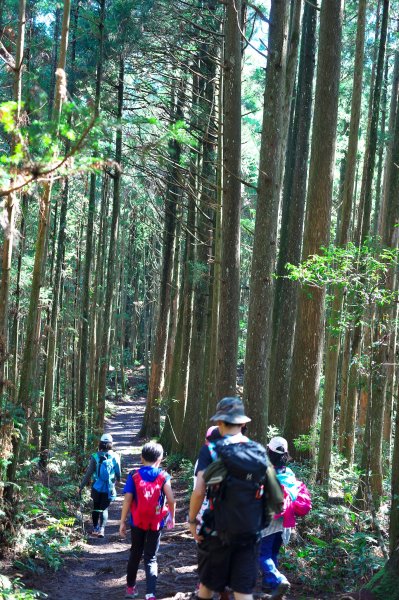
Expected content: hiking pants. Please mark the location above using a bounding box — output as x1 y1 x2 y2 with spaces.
91 488 111 528
259 532 288 590
127 526 162 594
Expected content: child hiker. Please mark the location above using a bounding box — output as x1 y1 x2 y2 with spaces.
78 432 121 538
259 436 312 600
119 442 176 600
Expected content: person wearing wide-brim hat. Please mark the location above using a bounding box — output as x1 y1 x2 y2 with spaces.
78 433 121 537
188 397 261 600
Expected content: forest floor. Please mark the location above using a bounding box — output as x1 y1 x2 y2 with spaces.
16 373 341 600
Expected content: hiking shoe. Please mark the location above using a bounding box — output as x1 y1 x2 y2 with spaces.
270 581 290 599
91 526 100 536
125 586 138 598
97 526 105 538
145 595 156 600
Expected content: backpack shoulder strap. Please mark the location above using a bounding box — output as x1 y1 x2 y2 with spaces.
207 442 218 462
157 471 168 487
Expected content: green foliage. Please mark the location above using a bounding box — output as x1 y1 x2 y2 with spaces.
283 457 386 593
14 523 79 573
0 100 103 196
0 576 47 599
285 241 398 300
285 241 399 337
164 453 194 495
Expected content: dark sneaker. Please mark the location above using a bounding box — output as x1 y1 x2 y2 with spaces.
270 581 290 599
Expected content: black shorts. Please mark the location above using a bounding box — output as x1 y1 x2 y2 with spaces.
91 487 111 511
197 536 260 594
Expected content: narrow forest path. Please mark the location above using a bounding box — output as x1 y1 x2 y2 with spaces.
28 390 196 600
25 384 332 600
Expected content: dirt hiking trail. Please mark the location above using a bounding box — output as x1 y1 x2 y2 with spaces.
27 392 196 600
24 384 334 600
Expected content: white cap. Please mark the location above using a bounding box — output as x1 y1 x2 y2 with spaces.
100 433 113 443
268 436 288 454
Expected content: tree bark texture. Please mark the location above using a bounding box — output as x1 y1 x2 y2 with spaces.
316 0 367 484
77 0 106 448
243 0 289 443
140 88 181 437
285 0 343 459
268 0 317 429
216 0 242 399
97 54 124 431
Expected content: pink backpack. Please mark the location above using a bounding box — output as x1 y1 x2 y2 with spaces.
292 482 312 516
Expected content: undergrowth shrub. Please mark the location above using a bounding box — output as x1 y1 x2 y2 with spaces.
13 523 80 574
281 453 386 593
0 575 47 598
165 453 194 496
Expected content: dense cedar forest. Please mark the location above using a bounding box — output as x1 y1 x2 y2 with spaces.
1 0 399 598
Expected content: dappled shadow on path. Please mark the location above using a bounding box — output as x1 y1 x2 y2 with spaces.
25 381 337 600
29 387 197 600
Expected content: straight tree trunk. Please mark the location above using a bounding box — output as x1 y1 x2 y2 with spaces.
358 74 399 506
77 0 106 449
6 0 71 497
40 179 69 454
316 0 367 484
268 0 317 429
0 0 26 396
181 39 217 457
139 78 183 437
216 0 242 399
204 55 223 417
243 0 289 443
358 0 389 243
285 0 343 459
97 54 124 430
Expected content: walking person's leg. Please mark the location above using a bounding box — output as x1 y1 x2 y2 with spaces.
91 488 101 533
259 534 282 589
259 533 290 598
97 493 111 536
143 529 162 597
231 540 259 600
271 531 283 568
126 526 146 594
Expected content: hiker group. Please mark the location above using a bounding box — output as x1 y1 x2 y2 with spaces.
78 397 311 600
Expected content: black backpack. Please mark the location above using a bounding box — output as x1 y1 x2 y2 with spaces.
202 439 274 544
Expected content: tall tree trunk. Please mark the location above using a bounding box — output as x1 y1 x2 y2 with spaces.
216 0 242 398
269 0 317 429
181 36 217 457
77 0 106 449
285 0 343 459
316 0 367 484
0 0 26 396
358 70 399 506
41 0 79 456
40 179 68 454
357 0 389 243
6 0 72 496
243 0 289 443
97 54 124 430
204 60 223 415
140 81 182 437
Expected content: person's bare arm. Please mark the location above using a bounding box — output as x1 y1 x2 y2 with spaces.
164 480 176 527
188 470 206 542
119 492 133 537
